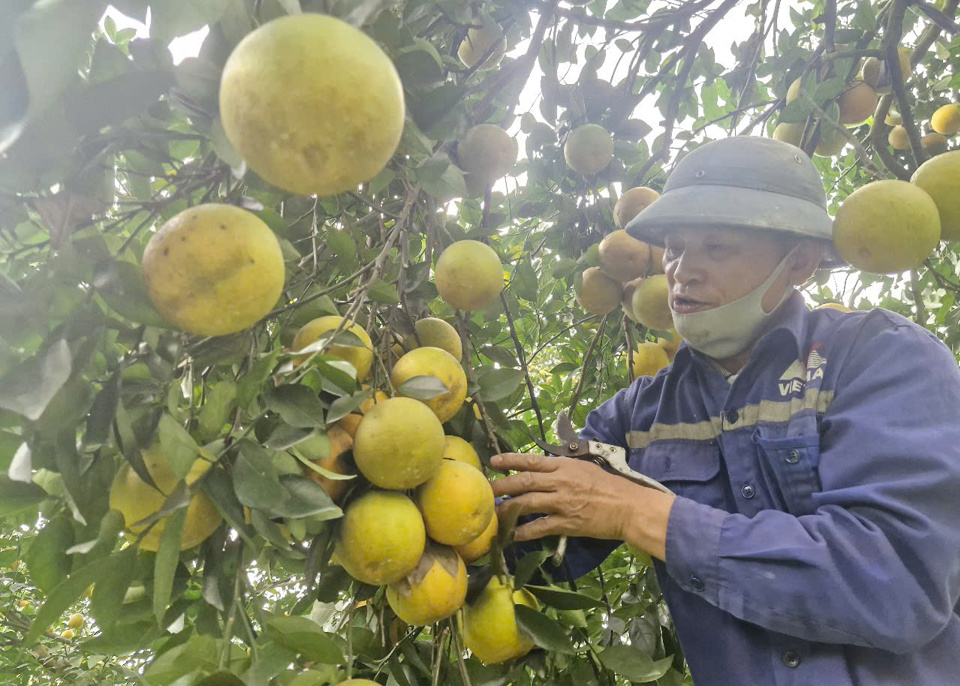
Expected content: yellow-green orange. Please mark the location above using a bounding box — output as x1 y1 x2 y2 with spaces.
814 127 846 157
412 317 462 360
292 315 374 381
889 125 909 150
621 277 642 322
353 397 445 489
386 545 467 625
598 230 651 282
458 26 506 70
577 267 621 315
219 15 404 196
416 460 494 546
932 104 960 135
613 187 660 230
861 57 881 87
838 82 877 126
922 132 949 155
912 150 960 241
658 327 682 359
299 424 354 502
458 124 517 184
815 302 852 312
630 341 670 377
336 490 425 585
109 445 222 552
564 124 613 174
435 240 503 311
461 576 539 664
141 204 284 336
833 180 940 273
454 511 497 563
391 347 467 423
443 435 482 470
773 122 803 147
631 274 673 330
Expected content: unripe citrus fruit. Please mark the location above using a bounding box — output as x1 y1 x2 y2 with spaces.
67 613 83 629
888 125 910 150
461 576 539 664
922 132 949 155
613 187 660 230
576 267 621 315
911 150 960 241
838 82 877 126
60 629 74 640
786 77 802 104
358 388 390 414
435 240 503 311
631 274 672 330
412 317 462 360
885 109 902 126
630 341 670 377
657 328 682 360
391 347 467 423
416 460 494 546
833 179 940 273
598 230 650 282
443 435 482 471
336 490 425 585
454 511 498 563
458 125 518 184
386 544 467 626
621 277 642 322
301 424 354 502
141 204 284 336
564 124 613 174
353 397 445 489
814 127 846 157
292 316 374 382
861 57 881 87
219 15 404 196
931 104 960 135
773 122 803 147
458 26 506 70
337 414 363 439
109 445 222 552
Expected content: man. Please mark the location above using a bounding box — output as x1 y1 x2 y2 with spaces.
492 136 960 684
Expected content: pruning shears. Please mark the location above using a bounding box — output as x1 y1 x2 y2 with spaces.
533 412 674 496
531 411 674 567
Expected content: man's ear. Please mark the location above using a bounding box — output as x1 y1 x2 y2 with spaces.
789 239 824 285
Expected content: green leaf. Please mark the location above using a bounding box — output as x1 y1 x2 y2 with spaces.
326 230 357 273
475 367 525 402
513 550 551 589
813 77 846 105
397 375 450 400
265 385 324 428
151 0 229 44
69 70 173 135
84 371 121 451
778 97 811 124
409 83 464 132
144 634 221 685
25 515 74 593
158 413 201 479
26 555 116 644
326 392 368 424
513 259 538 302
526 584 603 610
237 349 281 409
154 506 186 624
91 546 138 632
234 440 287 511
598 645 674 682
273 474 341 520
514 604 576 654
265 614 344 664
265 423 315 450
0 339 71 421
198 381 236 440
368 278 400 304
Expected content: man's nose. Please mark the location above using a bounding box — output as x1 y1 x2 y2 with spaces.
669 251 701 285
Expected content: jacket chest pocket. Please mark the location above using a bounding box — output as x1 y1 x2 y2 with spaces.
753 431 822 516
630 441 725 508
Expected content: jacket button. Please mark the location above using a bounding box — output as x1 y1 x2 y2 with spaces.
740 484 756 499
690 576 705 592
725 409 739 424
785 449 800 464
782 650 801 668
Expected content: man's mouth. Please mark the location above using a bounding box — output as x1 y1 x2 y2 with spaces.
671 295 711 314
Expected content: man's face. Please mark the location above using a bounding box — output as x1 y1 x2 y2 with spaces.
663 226 794 314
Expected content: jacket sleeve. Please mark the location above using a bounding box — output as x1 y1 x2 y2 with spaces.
663 318 960 653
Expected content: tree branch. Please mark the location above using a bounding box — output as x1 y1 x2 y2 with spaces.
912 0 960 34
886 0 927 170
500 292 546 441
568 313 609 417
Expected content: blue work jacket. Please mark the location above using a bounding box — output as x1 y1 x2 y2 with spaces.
568 291 960 685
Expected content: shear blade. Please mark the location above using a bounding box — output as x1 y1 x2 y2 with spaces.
554 411 579 443
533 437 566 455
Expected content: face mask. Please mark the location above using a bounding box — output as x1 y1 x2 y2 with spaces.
671 245 798 360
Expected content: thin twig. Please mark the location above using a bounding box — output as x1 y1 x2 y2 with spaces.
886 0 926 170
500 292 546 441
913 0 960 34
568 314 609 416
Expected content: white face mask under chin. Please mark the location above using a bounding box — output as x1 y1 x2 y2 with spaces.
671 246 798 360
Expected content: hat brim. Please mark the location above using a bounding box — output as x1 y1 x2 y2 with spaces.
625 184 845 269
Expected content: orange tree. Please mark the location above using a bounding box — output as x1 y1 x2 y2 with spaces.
1 0 959 684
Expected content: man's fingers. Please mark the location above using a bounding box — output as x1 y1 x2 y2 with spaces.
489 452 561 473
495 491 559 518
513 515 561 542
491 470 555 498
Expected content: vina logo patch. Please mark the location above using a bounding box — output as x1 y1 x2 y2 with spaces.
778 346 827 396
